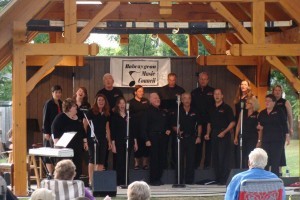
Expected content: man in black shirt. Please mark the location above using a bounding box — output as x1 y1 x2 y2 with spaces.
96 73 123 169
159 73 185 169
142 93 171 186
173 93 201 184
191 72 214 169
42 85 63 175
96 73 123 111
205 89 235 185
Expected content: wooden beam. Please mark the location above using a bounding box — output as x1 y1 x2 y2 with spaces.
210 2 253 44
77 1 120 42
64 0 77 43
252 0 265 44
257 57 271 87
194 34 216 54
279 0 300 24
265 26 300 44
119 34 129 45
227 65 258 94
158 34 186 56
197 55 258 66
215 33 227 54
298 56 300 78
12 22 27 196
100 0 280 2
160 0 172 16
26 1 120 95
0 0 50 50
231 44 300 56
26 56 84 66
266 56 300 91
24 43 99 56
188 35 198 56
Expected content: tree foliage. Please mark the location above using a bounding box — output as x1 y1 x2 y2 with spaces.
0 0 11 11
0 63 12 101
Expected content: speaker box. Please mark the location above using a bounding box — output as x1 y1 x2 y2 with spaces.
93 170 117 197
226 168 247 186
129 169 149 183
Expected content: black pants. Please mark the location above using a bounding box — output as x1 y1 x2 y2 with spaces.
177 135 196 184
262 141 284 176
195 124 211 169
114 140 133 185
149 133 167 183
241 138 257 168
211 133 231 184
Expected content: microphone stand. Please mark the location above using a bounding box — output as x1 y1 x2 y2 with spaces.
172 95 185 188
239 101 244 169
120 103 130 189
83 111 99 172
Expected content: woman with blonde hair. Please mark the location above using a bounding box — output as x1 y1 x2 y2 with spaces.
234 97 261 168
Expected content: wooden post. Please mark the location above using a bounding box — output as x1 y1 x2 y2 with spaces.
252 0 265 44
188 35 198 56
12 22 28 196
64 0 77 43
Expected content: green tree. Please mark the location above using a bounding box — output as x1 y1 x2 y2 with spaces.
0 62 12 101
0 0 11 11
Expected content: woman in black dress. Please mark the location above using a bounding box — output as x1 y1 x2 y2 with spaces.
111 97 138 185
257 94 289 176
129 85 149 170
73 86 91 122
233 79 254 167
234 97 261 168
51 98 88 179
83 93 112 185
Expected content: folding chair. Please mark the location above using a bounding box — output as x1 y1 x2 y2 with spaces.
239 178 284 200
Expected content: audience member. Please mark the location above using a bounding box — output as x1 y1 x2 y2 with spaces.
225 148 285 200
42 159 95 200
127 181 151 200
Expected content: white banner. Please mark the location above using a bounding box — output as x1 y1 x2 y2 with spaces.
110 58 171 87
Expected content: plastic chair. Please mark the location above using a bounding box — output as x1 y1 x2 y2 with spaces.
239 178 284 200
41 179 85 200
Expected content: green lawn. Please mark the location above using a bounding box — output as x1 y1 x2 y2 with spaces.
284 139 299 177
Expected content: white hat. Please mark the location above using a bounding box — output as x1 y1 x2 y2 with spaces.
30 188 56 200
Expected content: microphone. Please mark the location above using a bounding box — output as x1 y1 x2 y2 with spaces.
176 94 181 105
240 101 244 109
126 103 130 110
79 108 89 112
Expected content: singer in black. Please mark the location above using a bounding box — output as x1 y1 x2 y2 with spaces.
42 85 63 175
83 93 112 185
233 80 254 168
96 73 123 112
172 93 201 184
142 93 171 186
51 98 88 179
273 85 292 175
73 87 91 122
159 72 185 169
257 94 289 176
191 72 214 169
111 97 138 185
205 89 235 185
234 97 261 168
129 85 150 170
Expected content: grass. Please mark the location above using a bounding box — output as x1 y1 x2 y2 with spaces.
284 139 299 177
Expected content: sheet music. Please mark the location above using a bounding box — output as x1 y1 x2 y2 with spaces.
55 132 76 148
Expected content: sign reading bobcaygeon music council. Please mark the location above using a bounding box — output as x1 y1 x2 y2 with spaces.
110 58 171 87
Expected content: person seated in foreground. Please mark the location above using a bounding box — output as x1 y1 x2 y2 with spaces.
30 188 56 200
41 159 95 200
225 148 285 200
127 181 151 200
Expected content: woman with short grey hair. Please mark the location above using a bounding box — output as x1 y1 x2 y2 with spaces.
127 181 151 200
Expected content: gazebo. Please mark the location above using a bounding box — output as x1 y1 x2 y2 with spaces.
0 0 299 195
